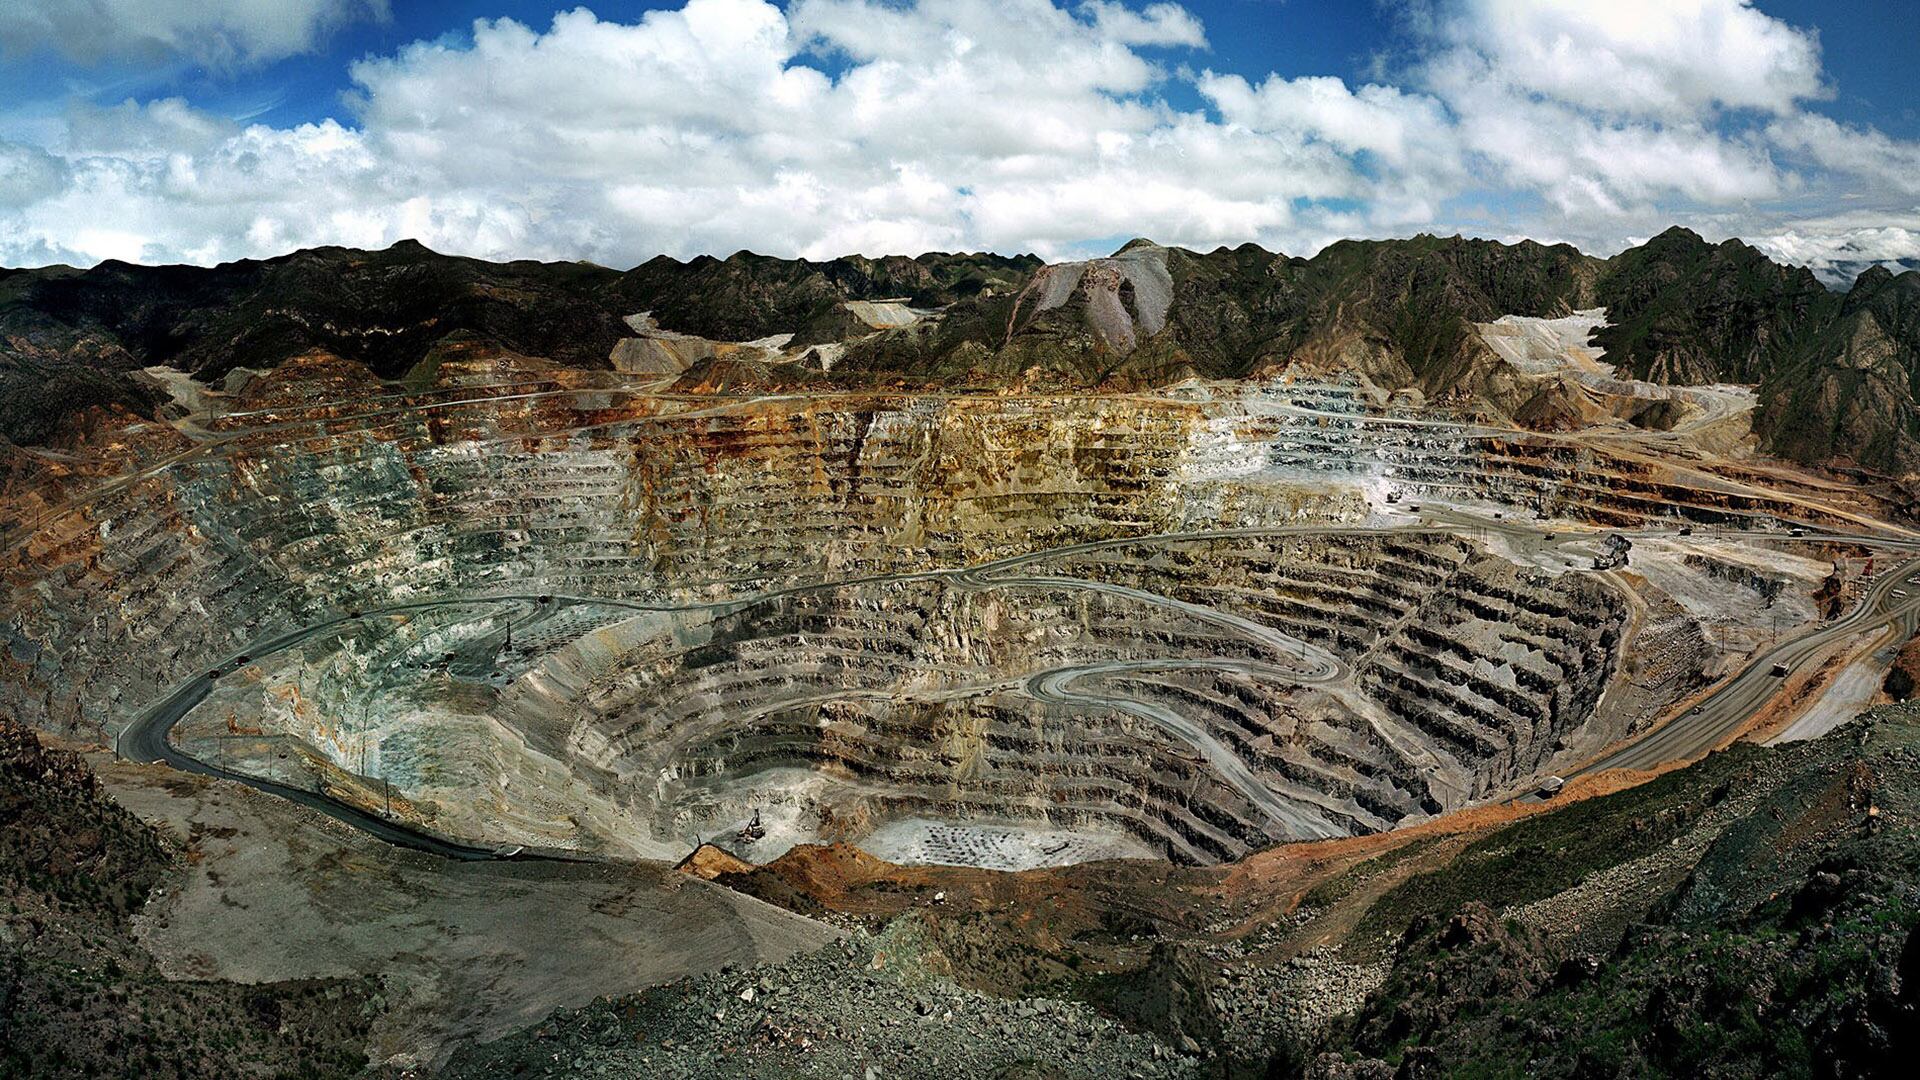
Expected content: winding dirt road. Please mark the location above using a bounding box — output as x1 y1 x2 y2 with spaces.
112 509 1920 859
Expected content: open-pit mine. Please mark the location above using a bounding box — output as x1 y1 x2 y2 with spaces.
7 233 1920 1077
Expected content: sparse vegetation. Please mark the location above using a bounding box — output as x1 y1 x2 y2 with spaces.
0 715 376 1080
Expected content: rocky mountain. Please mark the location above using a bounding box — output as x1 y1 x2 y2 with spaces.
0 242 631 443
1760 265 1920 472
830 234 1597 392
1592 225 1838 385
606 248 1039 347
6 229 1920 472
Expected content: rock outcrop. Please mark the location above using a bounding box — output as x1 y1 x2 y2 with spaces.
11 230 1920 472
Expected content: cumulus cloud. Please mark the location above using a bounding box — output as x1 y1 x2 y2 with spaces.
1412 0 1819 225
0 0 1916 276
1750 210 1920 284
0 0 387 67
3 0 1402 265
0 140 69 210
1078 1 1207 48
1424 50 1787 215
1431 0 1824 120
1767 115 1920 198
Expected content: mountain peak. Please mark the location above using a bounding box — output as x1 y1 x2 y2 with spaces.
1651 225 1706 245
1853 264 1896 292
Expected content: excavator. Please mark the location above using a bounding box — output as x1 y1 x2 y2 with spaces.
737 809 765 843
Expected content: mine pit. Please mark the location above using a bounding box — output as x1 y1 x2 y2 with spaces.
9 203 1920 1079
4 356 1871 874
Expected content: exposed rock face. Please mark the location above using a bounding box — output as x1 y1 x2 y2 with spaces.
11 230 1920 473
1006 242 1174 355
0 342 1872 866
1759 266 1920 472
523 532 1622 862
1594 226 1835 385
6 228 1916 879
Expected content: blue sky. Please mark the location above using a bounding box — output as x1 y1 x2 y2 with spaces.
1 1 1916 277
3 1 1404 135
10 2 1915 137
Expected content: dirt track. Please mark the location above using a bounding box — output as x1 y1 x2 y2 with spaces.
96 756 838 1071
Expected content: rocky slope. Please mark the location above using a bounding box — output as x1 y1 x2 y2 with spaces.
636 706 1920 1080
0 715 376 1079
0 243 1036 443
1299 709 1920 1079
1760 265 1920 472
438 916 1202 1080
8 229 1920 470
833 234 1599 392
1592 225 1837 386
607 248 1040 347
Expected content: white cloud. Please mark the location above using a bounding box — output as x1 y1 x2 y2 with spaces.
0 140 69 210
1424 49 1787 215
63 98 240 157
1410 0 1824 229
0 0 1915 277
1434 0 1824 120
0 0 388 67
1767 115 1920 198
1078 1 1207 48
1199 73 1456 171
1749 209 1920 284
0 0 1412 265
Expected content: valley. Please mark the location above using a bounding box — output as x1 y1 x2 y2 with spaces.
14 352 1897 872
5 234 1920 1077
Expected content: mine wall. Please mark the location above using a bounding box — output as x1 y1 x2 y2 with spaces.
0 375 1806 860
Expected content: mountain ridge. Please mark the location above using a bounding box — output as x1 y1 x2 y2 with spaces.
6 230 1920 473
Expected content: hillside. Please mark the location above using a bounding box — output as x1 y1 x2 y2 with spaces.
0 716 376 1079
1760 266 1920 473
604 708 1920 1079
5 230 1920 471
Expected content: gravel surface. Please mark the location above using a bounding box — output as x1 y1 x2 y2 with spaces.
440 916 1203 1079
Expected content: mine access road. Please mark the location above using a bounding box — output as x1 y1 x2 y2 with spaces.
116 520 1920 860
1573 555 1920 778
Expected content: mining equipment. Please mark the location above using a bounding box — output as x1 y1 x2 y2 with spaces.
738 809 766 843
